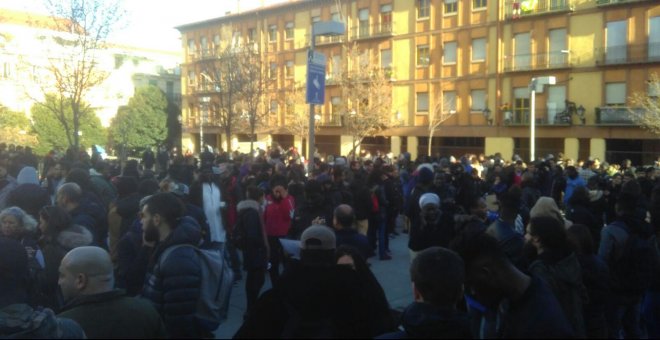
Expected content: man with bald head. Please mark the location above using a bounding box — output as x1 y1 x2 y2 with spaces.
58 246 166 338
333 204 372 259
57 182 102 244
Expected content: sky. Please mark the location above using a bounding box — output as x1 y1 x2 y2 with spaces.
0 0 288 51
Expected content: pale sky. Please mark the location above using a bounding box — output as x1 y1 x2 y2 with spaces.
0 0 288 51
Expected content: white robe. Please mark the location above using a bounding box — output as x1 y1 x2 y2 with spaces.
203 182 225 243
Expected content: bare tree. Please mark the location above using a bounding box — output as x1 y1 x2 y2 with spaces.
630 73 660 135
238 45 267 154
284 81 317 152
337 44 395 157
34 0 124 151
428 94 456 156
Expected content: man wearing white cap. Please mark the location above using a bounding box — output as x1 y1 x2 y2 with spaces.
408 193 456 263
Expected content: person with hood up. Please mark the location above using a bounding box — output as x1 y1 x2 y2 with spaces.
525 216 587 337
408 193 456 263
378 247 471 339
530 196 572 229
405 165 435 260
7 166 50 220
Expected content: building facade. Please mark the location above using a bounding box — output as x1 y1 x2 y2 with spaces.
177 0 660 164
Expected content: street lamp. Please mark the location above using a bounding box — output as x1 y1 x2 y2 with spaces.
307 20 345 173
199 96 210 153
529 76 556 161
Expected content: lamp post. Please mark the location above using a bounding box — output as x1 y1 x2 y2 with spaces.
307 20 345 173
199 96 210 153
529 76 556 161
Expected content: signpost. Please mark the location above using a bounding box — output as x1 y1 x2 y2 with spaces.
306 50 327 105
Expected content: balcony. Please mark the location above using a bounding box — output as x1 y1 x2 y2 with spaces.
187 82 221 95
595 106 642 125
318 115 342 127
596 43 660 66
502 108 573 126
303 34 346 47
350 22 394 40
505 0 572 20
596 0 650 6
503 52 571 72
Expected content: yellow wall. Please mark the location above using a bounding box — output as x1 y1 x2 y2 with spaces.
391 136 402 156
590 138 606 161
485 137 514 161
392 84 412 125
569 72 602 124
407 136 418 160
392 38 411 81
564 138 579 162
570 12 602 68
340 135 354 156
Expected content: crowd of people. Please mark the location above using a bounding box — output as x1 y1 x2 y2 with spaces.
0 141 659 338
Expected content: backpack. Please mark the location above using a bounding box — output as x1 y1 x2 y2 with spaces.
609 221 659 295
158 244 234 330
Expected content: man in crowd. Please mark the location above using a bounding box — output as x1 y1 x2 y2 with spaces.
58 246 167 338
333 204 372 259
57 183 101 245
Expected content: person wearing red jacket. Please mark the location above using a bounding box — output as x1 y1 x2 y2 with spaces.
263 175 295 284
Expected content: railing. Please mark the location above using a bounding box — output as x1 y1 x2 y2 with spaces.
595 106 642 125
350 22 394 40
502 108 572 126
596 0 649 6
504 0 571 20
318 115 342 127
596 43 660 65
503 52 570 72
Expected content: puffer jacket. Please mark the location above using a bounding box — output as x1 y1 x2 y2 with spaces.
142 216 203 338
0 304 84 339
37 225 94 310
529 250 586 338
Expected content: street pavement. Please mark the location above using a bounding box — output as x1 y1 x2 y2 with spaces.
214 229 413 338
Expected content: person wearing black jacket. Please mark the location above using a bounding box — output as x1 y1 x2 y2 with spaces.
405 165 434 261
290 180 333 239
235 186 269 316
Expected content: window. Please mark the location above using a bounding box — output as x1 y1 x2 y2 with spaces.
312 15 321 23
472 38 486 62
443 91 457 113
549 29 567 67
472 0 487 9
247 28 256 43
331 12 341 22
358 9 369 37
606 20 627 63
470 90 486 111
445 0 457 14
331 55 341 78
285 60 294 78
380 4 392 32
270 100 278 114
269 25 277 42
231 31 240 47
649 17 660 59
547 86 566 124
269 62 277 79
605 83 626 106
514 33 530 69
417 92 429 113
418 0 430 19
285 22 294 40
381 49 392 72
649 81 659 99
417 44 430 66
201 36 208 54
513 87 530 124
443 41 457 64
187 70 195 85
187 39 196 54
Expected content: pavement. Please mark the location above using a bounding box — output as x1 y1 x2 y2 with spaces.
214 229 413 339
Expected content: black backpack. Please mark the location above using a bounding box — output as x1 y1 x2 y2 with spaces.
609 221 659 295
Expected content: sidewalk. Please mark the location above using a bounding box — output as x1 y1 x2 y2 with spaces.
215 231 413 338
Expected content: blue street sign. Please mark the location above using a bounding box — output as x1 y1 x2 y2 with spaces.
306 50 327 104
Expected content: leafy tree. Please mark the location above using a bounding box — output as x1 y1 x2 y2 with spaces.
630 73 660 135
31 0 124 151
0 106 37 147
109 85 168 160
31 94 106 155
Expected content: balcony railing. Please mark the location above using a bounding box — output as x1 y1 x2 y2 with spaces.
503 52 571 72
596 43 660 66
350 22 394 40
318 115 342 127
505 0 572 20
502 108 572 126
596 0 649 6
595 106 643 125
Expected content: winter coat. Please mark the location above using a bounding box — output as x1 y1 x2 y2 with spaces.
37 225 94 310
7 167 49 219
0 304 84 339
409 204 456 251
58 289 167 339
564 176 586 205
335 228 373 260
529 250 586 337
116 220 150 296
263 194 295 237
576 253 610 339
236 199 268 270
89 170 117 209
142 217 204 338
234 260 374 338
566 204 602 245
377 303 472 339
290 196 334 239
486 219 525 269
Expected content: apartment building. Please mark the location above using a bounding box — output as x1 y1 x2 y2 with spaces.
177 0 660 164
0 9 181 128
